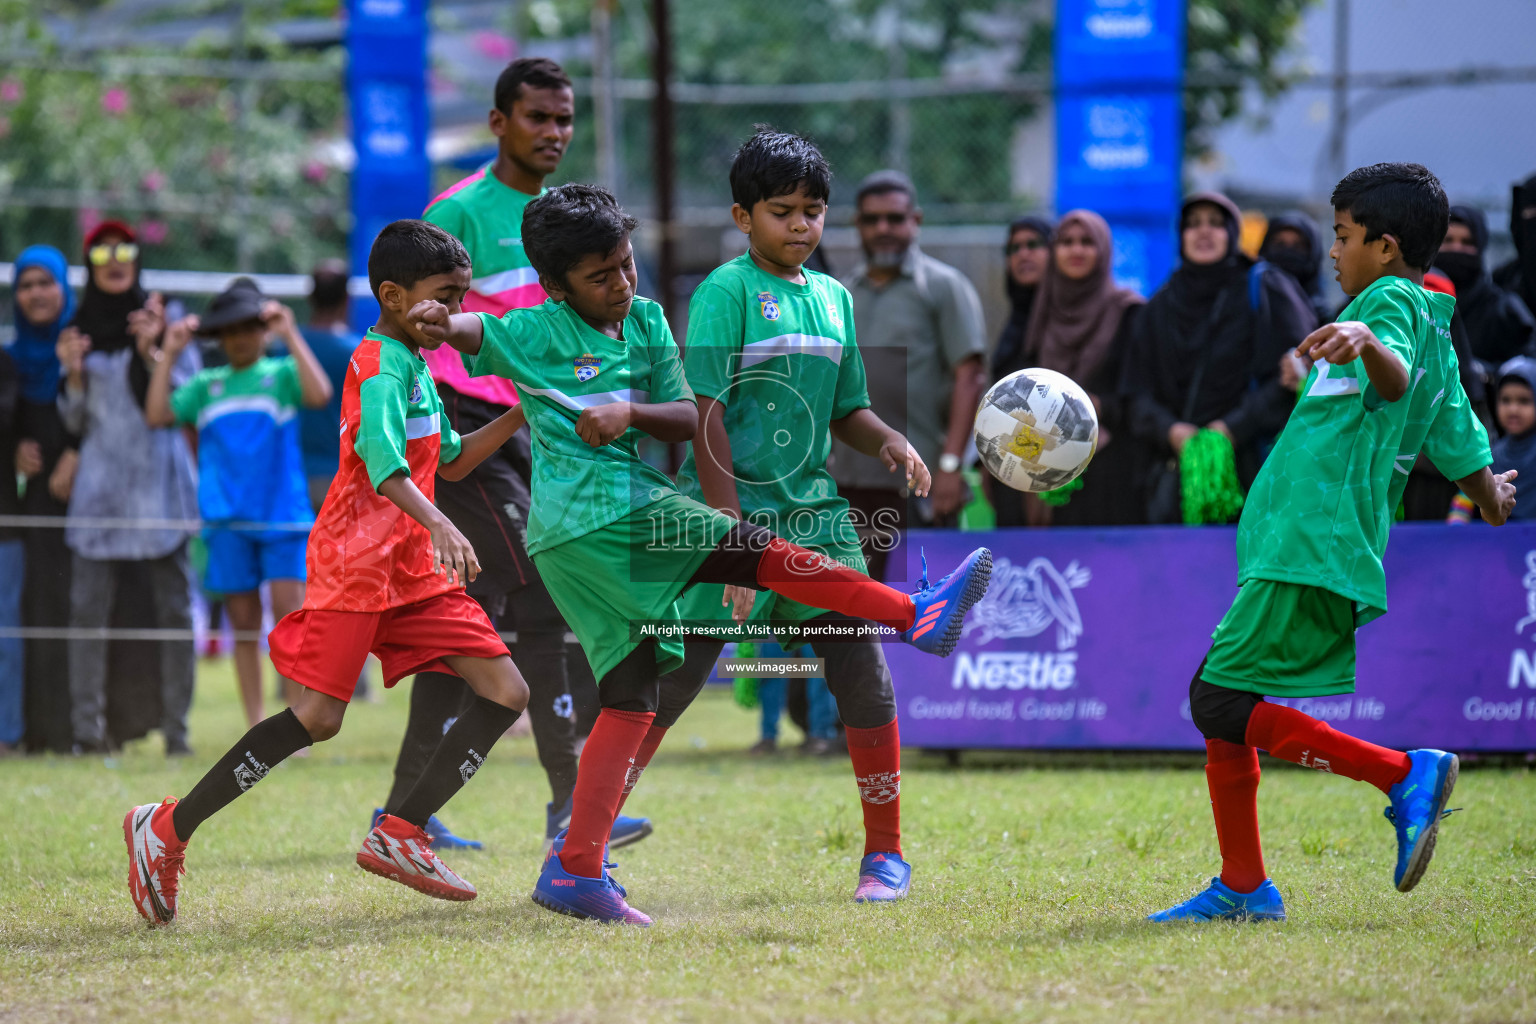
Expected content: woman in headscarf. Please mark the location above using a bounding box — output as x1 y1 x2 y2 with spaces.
1259 211 1334 326
1435 204 1534 365
1015 209 1144 526
9 246 79 752
988 215 1053 526
1494 172 1536 315
1123 192 1317 524
57 220 200 755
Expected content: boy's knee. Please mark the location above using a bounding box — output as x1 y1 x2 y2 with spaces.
294 705 343 742
1188 671 1260 746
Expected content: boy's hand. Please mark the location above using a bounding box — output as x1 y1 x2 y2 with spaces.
408 300 451 341
56 327 90 376
162 315 199 356
1168 421 1198 455
575 403 632 447
723 585 756 624
880 438 930 497
260 299 296 334
429 518 481 586
1481 469 1518 526
1299 321 1374 365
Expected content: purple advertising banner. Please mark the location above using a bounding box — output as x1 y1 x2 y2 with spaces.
882 524 1536 752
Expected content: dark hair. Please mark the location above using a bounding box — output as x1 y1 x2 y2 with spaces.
729 126 831 210
522 183 638 287
1330 162 1449 270
856 169 917 208
494 57 572 114
309 258 349 311
366 220 471 299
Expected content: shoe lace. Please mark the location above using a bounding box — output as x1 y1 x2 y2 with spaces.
1383 806 1461 826
915 548 931 593
159 849 187 900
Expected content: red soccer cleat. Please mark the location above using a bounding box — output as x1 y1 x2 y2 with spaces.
124 797 187 927
356 813 477 901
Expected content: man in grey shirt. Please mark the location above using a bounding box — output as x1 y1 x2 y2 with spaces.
834 170 988 578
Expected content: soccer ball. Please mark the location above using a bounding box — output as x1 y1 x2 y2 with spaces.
973 368 1098 493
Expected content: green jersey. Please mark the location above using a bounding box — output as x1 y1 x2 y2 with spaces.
470 297 694 555
675 253 870 551
1237 276 1490 622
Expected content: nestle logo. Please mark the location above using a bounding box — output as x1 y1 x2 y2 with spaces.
552 879 575 887
951 651 1078 691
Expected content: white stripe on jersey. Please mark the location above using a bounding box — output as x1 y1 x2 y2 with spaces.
472 266 540 295
518 386 651 412
196 394 296 430
738 333 844 369
404 411 440 440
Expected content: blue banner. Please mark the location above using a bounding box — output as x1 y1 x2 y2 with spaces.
882 525 1536 753
1054 0 1184 293
345 0 431 331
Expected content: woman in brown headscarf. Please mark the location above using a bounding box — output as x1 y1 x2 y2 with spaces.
1014 209 1144 526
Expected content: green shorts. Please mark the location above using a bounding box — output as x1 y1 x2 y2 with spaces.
1201 580 1357 698
672 531 868 641
532 492 737 684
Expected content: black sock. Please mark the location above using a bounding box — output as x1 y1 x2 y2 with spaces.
171 708 313 841
384 673 475 812
391 695 520 828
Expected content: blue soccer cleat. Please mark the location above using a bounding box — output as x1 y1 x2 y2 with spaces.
546 827 625 897
1148 877 1287 923
371 808 483 851
1385 748 1459 892
546 797 652 854
854 851 912 903
902 548 992 657
532 844 651 925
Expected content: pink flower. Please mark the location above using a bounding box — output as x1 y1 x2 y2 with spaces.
138 220 168 244
78 208 102 237
303 159 328 184
473 31 515 61
142 169 166 192
101 86 129 115
0 78 21 104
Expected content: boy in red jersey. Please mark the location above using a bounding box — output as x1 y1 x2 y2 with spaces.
123 221 531 927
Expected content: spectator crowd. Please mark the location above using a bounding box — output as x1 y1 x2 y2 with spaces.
4 170 1535 758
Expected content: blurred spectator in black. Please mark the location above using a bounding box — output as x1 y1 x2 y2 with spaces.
1259 212 1333 326
57 220 199 756
0 335 21 755
1015 209 1144 527
988 215 1053 527
289 260 360 510
1123 193 1316 524
1435 204 1534 364
9 245 77 752
1494 172 1536 315
835 170 987 577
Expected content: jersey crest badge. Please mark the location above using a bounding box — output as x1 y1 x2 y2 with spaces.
409 375 425 404
827 302 843 328
757 291 781 321
574 354 602 382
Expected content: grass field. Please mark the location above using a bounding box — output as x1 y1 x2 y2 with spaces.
3 659 1535 1024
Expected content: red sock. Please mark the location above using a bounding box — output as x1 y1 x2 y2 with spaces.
613 724 668 818
559 708 654 879
757 538 915 631
845 719 902 856
1205 739 1266 894
1246 702 1411 794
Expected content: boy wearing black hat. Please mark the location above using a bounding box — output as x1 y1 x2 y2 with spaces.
145 279 333 728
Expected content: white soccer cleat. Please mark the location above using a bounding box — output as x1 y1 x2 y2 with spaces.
123 797 188 927
356 813 477 901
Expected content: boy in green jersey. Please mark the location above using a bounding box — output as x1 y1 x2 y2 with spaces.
415 183 993 924
1153 163 1519 924
647 129 931 904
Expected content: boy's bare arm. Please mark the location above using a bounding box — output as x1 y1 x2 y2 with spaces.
439 405 526 481
1458 467 1518 525
830 407 931 497
376 472 480 585
410 302 485 355
1298 321 1409 402
144 316 198 428
574 400 695 448
693 396 743 519
265 301 333 409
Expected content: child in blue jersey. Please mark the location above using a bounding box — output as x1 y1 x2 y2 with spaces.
145 279 333 727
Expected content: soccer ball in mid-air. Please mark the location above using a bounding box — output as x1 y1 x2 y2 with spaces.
973 368 1098 493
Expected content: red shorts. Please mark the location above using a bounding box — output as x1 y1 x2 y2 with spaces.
269 591 509 702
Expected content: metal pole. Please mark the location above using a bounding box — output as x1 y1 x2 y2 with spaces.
592 0 622 195
1328 0 1350 188
232 3 254 273
651 0 676 318
886 1 910 172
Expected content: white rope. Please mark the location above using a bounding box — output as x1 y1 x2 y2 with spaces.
0 515 313 533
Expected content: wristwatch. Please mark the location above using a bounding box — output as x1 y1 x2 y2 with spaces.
938 452 962 474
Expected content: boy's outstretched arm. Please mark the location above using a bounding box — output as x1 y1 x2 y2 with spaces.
410 301 485 355
1298 321 1409 402
574 399 695 447
1458 467 1518 525
143 316 198 428
264 300 333 409
376 471 480 585
439 404 526 481
830 407 932 498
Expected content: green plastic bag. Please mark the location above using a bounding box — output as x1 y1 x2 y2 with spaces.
1180 429 1245 525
